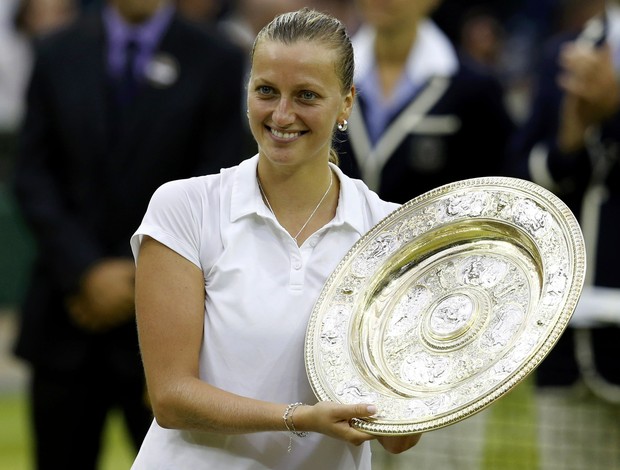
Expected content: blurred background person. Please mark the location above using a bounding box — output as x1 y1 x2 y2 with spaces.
430 0 519 61
335 0 515 204
13 0 76 35
10 0 249 468
0 0 27 140
0 0 76 164
508 1 620 469
217 0 359 54
309 0 362 36
218 0 305 53
0 0 77 339
174 0 226 26
454 5 537 125
458 6 505 70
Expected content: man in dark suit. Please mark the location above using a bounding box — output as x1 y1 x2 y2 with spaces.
11 1 249 468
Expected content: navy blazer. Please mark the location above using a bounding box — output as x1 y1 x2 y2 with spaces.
12 10 250 373
336 55 515 204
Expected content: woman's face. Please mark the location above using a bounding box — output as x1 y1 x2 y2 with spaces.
247 39 353 169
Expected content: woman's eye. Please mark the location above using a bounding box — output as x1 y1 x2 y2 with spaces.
257 86 273 95
300 91 317 100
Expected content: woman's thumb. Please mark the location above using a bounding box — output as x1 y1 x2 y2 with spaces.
354 404 378 418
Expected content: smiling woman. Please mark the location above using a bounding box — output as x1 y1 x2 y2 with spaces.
247 36 351 243
130 8 419 470
244 9 359 246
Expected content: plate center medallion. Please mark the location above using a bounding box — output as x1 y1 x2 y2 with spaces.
430 294 474 338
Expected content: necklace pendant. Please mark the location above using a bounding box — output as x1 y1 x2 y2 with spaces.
257 169 334 243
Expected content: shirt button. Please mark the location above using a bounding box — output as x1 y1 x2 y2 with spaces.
293 261 302 270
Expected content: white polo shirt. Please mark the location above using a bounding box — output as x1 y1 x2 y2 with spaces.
130 155 399 470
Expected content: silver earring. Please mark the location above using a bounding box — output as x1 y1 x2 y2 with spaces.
337 120 348 132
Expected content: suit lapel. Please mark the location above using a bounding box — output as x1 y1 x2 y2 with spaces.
77 15 109 160
348 76 451 191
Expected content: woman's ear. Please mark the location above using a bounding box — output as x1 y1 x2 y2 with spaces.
341 85 355 122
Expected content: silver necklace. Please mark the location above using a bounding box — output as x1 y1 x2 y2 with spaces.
257 170 333 242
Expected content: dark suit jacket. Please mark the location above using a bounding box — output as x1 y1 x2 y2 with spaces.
508 31 620 387
336 55 515 204
12 10 250 375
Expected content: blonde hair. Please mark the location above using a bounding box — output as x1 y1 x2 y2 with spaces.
250 8 354 164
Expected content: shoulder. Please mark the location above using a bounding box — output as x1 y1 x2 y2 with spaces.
352 178 398 209
151 173 220 209
32 12 101 65
36 11 99 49
150 161 247 212
337 169 400 225
160 15 245 86
133 174 223 266
167 14 245 63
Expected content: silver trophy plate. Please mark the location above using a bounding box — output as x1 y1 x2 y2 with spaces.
305 177 586 435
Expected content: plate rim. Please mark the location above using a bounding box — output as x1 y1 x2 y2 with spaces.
304 176 586 435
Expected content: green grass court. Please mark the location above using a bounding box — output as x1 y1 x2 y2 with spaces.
0 379 540 470
0 393 135 470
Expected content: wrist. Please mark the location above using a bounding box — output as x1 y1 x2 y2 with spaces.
283 402 309 452
283 402 308 436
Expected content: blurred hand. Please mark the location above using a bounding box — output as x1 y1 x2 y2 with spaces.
376 433 422 454
557 43 620 152
66 258 136 332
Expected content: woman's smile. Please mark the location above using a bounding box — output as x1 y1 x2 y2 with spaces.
267 126 305 141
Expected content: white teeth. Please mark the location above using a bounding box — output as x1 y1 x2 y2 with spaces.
270 128 300 140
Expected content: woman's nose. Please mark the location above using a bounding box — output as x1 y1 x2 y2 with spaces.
272 98 295 126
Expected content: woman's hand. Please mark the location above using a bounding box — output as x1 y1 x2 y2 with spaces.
376 434 422 454
293 401 422 451
293 401 378 446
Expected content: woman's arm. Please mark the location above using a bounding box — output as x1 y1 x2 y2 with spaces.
136 236 283 433
135 236 378 444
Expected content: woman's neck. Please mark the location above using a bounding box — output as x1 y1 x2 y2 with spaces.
257 161 333 207
256 159 339 245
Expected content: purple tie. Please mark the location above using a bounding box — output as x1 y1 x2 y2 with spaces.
118 39 139 104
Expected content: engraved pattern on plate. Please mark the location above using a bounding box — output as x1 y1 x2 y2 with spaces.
306 178 585 434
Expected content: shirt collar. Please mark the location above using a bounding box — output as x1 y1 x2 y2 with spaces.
230 155 367 236
353 19 459 88
103 2 174 51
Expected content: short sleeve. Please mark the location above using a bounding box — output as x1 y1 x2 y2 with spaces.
131 178 205 268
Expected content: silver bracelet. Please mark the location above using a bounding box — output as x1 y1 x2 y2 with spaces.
283 402 308 452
